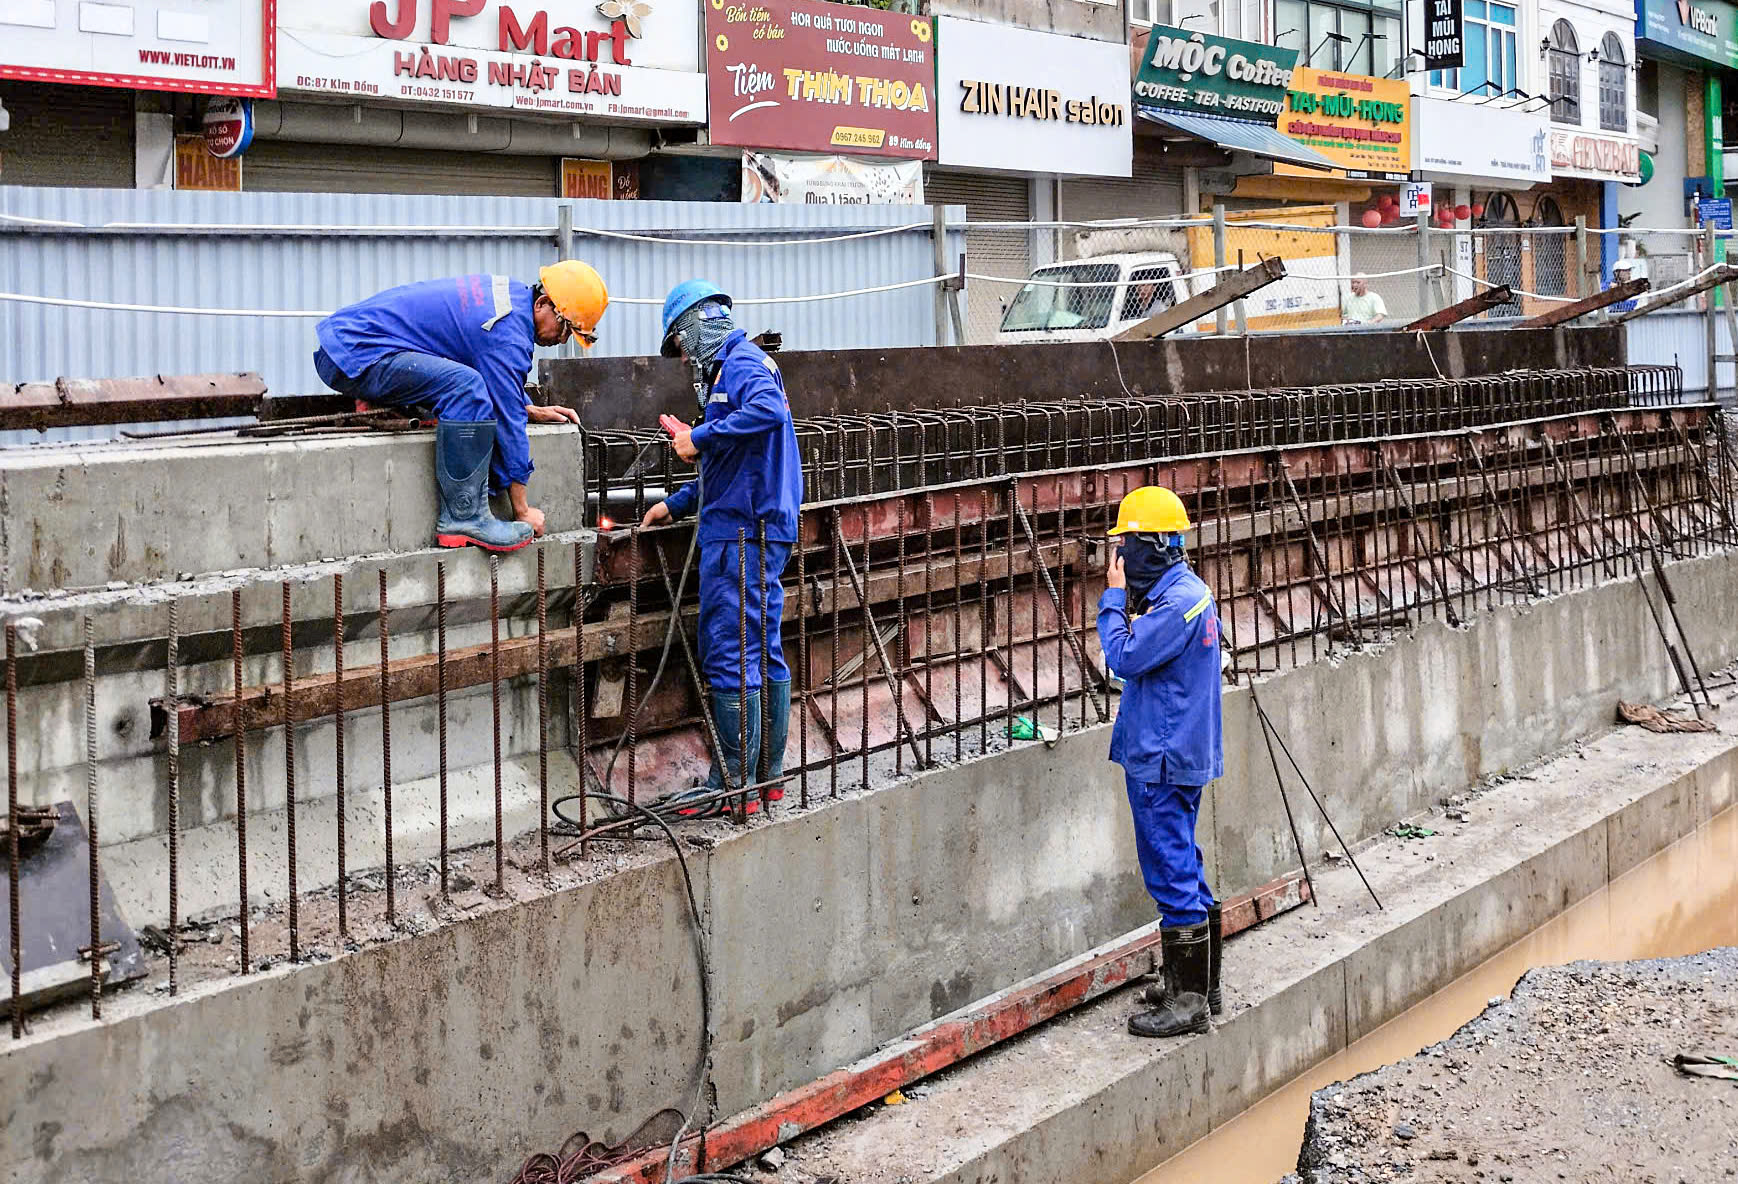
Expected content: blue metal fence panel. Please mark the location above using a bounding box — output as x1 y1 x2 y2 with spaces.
1 187 962 399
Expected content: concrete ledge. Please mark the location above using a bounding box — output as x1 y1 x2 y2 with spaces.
784 714 1738 1184
0 426 586 591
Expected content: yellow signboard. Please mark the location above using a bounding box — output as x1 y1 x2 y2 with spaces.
1275 67 1411 181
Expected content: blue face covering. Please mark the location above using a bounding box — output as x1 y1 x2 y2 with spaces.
1120 533 1187 610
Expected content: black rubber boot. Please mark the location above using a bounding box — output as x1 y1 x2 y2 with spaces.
1129 923 1211 1038
1143 904 1223 1015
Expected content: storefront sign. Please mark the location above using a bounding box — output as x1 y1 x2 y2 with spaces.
1133 26 1297 124
0 0 275 97
1548 129 1641 182
203 98 255 158
1414 96 1549 185
1423 0 1465 70
277 0 704 123
560 157 641 198
175 135 244 190
705 0 936 158
934 16 1130 177
1637 0 1738 70
1276 67 1410 180
742 151 923 203
1399 180 1432 214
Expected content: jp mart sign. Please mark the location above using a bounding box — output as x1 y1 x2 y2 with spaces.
1414 95 1548 185
277 0 704 123
1637 0 1738 69
0 0 274 97
1548 129 1641 182
935 16 1130 177
1276 67 1410 181
705 0 937 158
1133 26 1297 123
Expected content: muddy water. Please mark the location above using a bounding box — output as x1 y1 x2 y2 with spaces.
1138 806 1738 1184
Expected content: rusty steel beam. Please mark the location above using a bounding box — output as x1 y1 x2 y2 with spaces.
1518 278 1651 329
1112 257 1288 342
1612 265 1738 324
155 539 1080 744
1402 286 1515 331
589 872 1312 1184
0 372 275 431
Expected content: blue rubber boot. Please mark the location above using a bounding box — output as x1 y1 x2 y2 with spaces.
759 678 791 802
434 421 533 552
694 687 762 814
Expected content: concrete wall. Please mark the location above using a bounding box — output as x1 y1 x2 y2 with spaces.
0 428 587 593
7 548 1735 1183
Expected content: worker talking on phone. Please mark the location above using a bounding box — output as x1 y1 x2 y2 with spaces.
1097 486 1226 1037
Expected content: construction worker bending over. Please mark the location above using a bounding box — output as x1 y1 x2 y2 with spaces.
641 282 803 815
1098 486 1225 1038
312 263 608 552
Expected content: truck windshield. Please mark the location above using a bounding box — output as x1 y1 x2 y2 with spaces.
999 264 1119 332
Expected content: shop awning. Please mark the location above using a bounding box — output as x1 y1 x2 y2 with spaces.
1136 108 1339 172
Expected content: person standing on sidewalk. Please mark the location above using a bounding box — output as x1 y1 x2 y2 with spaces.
1097 485 1225 1037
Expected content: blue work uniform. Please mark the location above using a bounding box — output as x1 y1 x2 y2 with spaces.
664 331 804 691
312 275 537 495
1097 562 1224 927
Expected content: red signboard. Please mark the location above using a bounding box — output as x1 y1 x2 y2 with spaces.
705 0 936 159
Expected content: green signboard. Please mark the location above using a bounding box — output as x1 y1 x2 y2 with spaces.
1133 26 1299 126
1637 0 1738 70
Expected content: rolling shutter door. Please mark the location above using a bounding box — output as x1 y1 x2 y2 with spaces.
243 139 559 196
924 169 1032 344
1058 144 1186 223
0 82 133 189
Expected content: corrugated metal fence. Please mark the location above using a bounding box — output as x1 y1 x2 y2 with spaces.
1 187 963 398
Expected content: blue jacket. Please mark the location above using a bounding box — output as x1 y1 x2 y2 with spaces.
1097 563 1224 786
664 331 803 544
316 275 537 490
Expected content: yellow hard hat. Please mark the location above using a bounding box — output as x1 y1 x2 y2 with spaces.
539 260 609 341
1108 486 1191 536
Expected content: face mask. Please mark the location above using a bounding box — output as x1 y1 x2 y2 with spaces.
1120 534 1185 608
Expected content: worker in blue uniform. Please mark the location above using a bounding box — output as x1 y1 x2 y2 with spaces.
1097 486 1226 1037
640 281 803 815
312 262 609 552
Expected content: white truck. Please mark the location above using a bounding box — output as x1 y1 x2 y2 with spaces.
994 207 1344 344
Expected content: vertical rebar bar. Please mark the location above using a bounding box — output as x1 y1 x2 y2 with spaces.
830 523 841 800
490 554 504 890
796 514 811 809
924 493 937 765
231 591 249 974
953 498 965 762
378 570 394 925
627 529 640 808
894 501 907 777
280 583 298 962
537 548 550 871
84 616 99 1018
758 520 771 807
1006 480 1017 736
5 624 15 1035
978 489 989 753
858 516 870 791
738 528 751 820
333 574 347 937
166 601 180 994
573 545 589 858
436 563 448 899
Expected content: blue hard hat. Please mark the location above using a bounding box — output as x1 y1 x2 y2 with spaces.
661 280 731 357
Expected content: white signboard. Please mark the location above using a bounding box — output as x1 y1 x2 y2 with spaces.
0 0 273 96
1398 181 1432 215
935 16 1131 177
742 152 924 204
277 0 704 124
1548 129 1641 183
1414 96 1549 185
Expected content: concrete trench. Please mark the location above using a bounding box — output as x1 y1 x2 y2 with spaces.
5 543 1736 1183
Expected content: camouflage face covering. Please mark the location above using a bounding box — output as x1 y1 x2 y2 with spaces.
673 299 736 368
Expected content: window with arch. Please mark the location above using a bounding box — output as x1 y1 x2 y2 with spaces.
1548 19 1582 125
1599 32 1627 131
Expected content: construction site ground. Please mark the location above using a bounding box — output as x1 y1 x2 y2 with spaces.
1296 948 1738 1183
767 681 1738 1184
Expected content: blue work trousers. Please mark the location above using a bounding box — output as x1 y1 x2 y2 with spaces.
1124 774 1216 927
314 348 493 422
698 537 791 692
